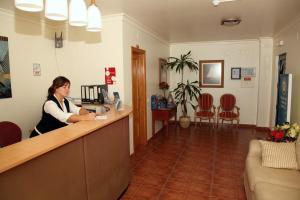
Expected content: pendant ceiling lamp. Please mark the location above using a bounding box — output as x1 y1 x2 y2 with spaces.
45 0 68 21
69 0 88 27
87 0 102 32
15 0 43 12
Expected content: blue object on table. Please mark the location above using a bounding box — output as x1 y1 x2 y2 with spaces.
151 95 158 109
167 102 176 109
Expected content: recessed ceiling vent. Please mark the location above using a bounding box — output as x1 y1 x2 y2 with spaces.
221 18 241 26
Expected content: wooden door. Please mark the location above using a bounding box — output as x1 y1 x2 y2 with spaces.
131 47 147 149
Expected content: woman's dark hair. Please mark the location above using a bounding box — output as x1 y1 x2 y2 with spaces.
47 76 70 99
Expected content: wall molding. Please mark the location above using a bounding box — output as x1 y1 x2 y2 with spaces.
0 8 169 47
122 13 170 47
170 39 260 47
274 14 300 39
0 8 56 29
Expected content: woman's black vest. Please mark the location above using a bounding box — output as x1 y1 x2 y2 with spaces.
36 95 70 134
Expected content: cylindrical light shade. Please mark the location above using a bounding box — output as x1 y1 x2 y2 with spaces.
15 0 43 12
86 5 102 32
69 0 88 27
45 0 68 21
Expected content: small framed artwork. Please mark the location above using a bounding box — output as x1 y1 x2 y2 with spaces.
231 67 241 80
159 58 167 83
199 60 224 88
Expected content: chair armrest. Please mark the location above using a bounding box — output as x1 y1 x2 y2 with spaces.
194 105 200 113
235 106 240 116
212 105 216 113
217 105 221 114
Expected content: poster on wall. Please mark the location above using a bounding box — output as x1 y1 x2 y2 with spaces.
276 74 292 125
0 36 12 99
105 67 116 85
241 67 256 88
241 67 256 77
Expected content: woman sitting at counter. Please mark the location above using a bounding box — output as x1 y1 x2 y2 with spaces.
30 76 96 138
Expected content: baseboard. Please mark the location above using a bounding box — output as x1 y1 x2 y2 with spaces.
256 127 271 131
238 124 256 128
168 120 270 130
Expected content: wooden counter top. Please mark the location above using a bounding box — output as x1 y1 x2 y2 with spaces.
0 105 132 174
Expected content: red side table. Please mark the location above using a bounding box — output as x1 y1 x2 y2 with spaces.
152 107 177 135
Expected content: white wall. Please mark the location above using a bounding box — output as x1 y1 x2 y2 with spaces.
123 15 170 154
271 16 300 125
0 9 170 154
0 9 58 138
0 10 125 138
257 38 273 128
55 15 124 100
170 40 260 125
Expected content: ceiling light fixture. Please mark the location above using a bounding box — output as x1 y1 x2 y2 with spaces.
14 0 103 32
45 0 68 21
212 0 238 7
15 0 43 12
221 18 241 26
69 0 88 27
86 0 102 32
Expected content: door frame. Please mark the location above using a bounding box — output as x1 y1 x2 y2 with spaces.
131 46 147 148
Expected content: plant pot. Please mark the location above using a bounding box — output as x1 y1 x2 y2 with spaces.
179 116 191 128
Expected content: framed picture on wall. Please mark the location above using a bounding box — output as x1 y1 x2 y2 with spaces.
159 58 167 83
199 60 224 88
231 67 241 80
0 36 12 99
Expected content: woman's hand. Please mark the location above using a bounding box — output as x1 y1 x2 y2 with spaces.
83 113 96 121
67 112 96 123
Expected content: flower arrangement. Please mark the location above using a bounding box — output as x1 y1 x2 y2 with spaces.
271 122 300 142
159 82 169 97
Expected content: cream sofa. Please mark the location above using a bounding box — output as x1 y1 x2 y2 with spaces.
244 138 300 200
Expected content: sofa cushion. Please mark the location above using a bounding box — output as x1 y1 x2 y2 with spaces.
255 182 300 200
296 136 300 168
260 141 298 170
246 140 300 191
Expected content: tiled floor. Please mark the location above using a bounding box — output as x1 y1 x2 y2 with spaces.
120 124 268 200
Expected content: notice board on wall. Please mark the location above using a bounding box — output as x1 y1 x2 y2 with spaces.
241 67 256 88
105 67 116 85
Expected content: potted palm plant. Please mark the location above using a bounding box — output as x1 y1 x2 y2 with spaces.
167 51 201 128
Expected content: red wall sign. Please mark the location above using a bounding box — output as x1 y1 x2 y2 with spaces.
105 67 116 85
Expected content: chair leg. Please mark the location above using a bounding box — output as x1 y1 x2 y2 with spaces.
213 117 216 128
237 119 240 129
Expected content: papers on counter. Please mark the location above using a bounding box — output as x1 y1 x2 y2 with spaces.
96 115 108 120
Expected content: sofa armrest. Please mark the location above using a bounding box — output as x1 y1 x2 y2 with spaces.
247 140 262 158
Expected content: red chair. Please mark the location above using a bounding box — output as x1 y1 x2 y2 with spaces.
217 94 240 127
194 93 216 127
0 121 22 148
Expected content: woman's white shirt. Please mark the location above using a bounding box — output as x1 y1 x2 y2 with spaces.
44 97 81 123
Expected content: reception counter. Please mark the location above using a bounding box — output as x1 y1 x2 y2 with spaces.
0 105 132 200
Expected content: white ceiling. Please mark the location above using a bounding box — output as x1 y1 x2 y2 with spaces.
1 0 300 43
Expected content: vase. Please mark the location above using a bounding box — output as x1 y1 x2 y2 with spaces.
179 116 191 128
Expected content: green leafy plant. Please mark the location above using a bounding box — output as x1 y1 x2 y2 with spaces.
167 51 201 117
173 80 201 117
167 51 199 83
